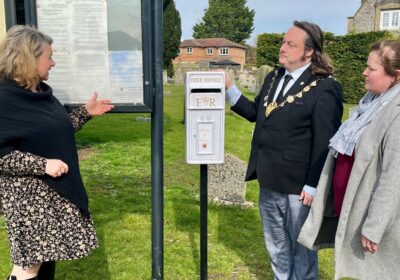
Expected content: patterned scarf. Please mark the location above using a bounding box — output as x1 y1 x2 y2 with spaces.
329 83 400 156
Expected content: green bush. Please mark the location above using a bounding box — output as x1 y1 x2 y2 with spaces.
326 31 394 103
256 31 395 103
256 33 283 68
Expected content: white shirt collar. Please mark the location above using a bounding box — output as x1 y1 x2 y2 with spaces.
285 62 311 82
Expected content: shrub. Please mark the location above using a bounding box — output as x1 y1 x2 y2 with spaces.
326 31 394 103
256 33 283 68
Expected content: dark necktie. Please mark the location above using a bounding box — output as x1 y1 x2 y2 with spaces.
276 74 293 103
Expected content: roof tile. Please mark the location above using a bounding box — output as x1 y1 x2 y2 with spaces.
180 38 246 49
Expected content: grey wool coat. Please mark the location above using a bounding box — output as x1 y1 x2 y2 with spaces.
298 91 400 280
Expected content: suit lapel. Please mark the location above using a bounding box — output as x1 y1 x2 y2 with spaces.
285 66 314 97
267 68 285 104
267 66 315 117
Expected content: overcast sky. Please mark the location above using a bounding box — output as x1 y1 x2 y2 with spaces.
175 0 361 45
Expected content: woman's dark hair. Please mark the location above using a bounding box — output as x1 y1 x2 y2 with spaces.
293 21 334 76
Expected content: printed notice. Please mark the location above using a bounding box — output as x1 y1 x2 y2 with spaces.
36 0 144 105
110 51 143 103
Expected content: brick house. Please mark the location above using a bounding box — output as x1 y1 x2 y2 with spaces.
172 38 246 67
348 0 400 33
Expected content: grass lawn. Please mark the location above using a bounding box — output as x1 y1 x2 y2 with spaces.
0 85 352 279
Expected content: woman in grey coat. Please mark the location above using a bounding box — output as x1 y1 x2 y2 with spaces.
298 40 400 280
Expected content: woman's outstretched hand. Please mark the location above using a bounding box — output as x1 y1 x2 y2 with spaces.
84 92 114 116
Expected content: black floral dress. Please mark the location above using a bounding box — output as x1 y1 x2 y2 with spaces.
0 107 98 269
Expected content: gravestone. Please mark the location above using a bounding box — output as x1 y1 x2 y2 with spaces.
207 153 253 207
163 70 168 85
255 65 272 95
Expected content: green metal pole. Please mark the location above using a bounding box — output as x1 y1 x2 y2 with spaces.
151 0 164 279
200 164 208 280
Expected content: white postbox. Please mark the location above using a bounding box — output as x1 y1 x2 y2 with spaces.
186 72 225 164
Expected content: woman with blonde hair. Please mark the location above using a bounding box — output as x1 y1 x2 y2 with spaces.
299 40 400 279
0 25 113 280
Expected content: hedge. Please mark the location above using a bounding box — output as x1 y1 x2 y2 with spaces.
256 31 395 103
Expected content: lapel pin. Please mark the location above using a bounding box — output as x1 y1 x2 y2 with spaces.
300 81 304 86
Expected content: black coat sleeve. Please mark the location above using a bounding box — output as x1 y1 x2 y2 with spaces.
306 78 343 187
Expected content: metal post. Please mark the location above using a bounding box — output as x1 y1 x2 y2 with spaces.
4 0 17 29
24 0 37 27
151 0 164 279
200 164 208 280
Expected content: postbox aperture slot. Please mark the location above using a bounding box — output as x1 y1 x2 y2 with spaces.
190 88 221 93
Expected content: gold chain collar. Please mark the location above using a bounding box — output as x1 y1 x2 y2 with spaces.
262 70 324 117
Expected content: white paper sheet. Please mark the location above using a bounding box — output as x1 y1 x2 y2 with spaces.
36 0 144 105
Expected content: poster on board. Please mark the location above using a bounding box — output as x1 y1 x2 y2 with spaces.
36 0 144 105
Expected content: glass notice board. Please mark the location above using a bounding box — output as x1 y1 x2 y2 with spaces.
5 0 152 112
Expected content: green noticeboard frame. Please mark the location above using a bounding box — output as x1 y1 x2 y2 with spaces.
4 0 165 279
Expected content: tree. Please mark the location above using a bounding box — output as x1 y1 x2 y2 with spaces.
256 33 283 67
244 43 257 66
192 0 254 44
163 0 182 77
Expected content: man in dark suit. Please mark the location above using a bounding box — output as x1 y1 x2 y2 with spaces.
225 21 343 279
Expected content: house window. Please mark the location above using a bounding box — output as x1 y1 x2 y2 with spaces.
186 47 193 54
381 10 400 30
382 12 389 27
392 11 399 27
219 47 229 55
207 48 213 55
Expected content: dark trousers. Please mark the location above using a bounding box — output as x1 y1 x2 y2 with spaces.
37 262 55 280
